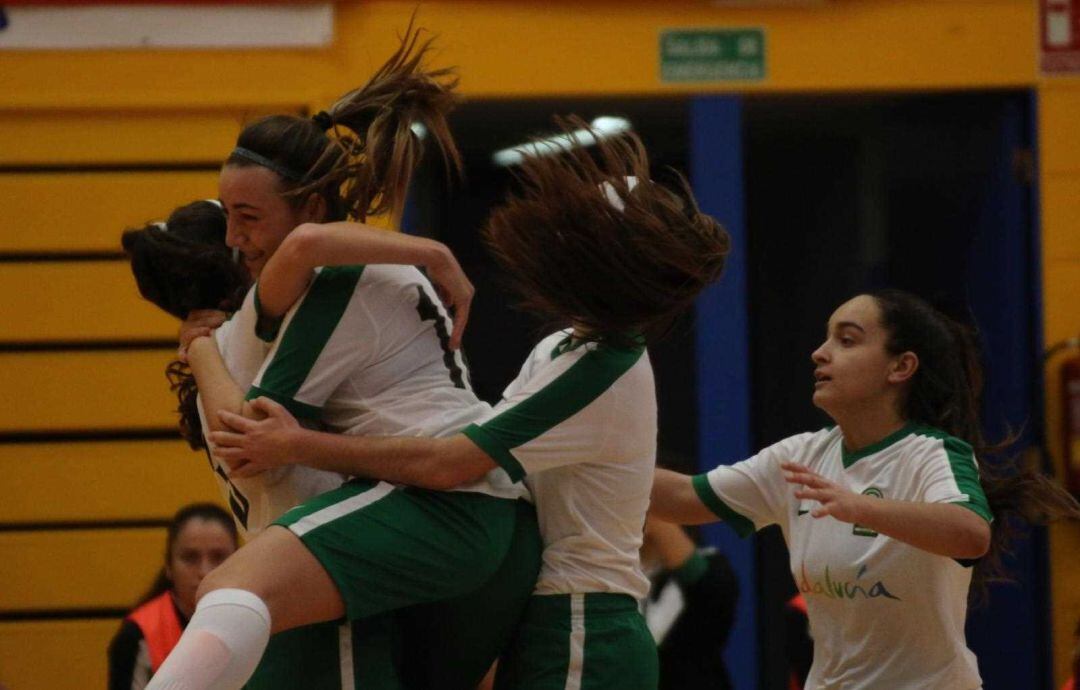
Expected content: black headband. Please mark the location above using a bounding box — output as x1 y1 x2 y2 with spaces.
229 147 305 182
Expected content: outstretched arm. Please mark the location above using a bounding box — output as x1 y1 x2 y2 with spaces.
210 397 496 490
782 462 991 559
650 468 722 525
259 222 473 348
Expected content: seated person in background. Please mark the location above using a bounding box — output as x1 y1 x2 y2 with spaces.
640 517 738 690
108 503 238 690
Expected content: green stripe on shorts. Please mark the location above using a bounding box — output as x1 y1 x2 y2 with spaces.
495 593 658 690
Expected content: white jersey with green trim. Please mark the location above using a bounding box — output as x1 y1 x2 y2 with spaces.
247 264 525 501
695 424 991 690
198 288 346 538
462 330 656 599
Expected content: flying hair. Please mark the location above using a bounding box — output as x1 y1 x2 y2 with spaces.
483 115 730 347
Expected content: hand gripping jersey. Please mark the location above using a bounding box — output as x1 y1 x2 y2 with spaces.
463 331 657 599
198 288 345 537
247 264 525 501
694 424 992 690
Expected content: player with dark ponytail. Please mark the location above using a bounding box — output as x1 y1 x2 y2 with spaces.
652 289 1080 689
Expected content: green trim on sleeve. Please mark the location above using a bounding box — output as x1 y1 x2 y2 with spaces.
691 474 755 538
461 423 526 482
245 385 323 421
256 265 365 401
913 426 994 523
472 343 643 457
252 284 284 343
950 500 994 524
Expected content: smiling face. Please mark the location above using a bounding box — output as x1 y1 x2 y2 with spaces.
219 164 321 278
810 294 916 420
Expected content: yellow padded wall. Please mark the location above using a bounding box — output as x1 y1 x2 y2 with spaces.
0 619 116 690
0 171 219 254
0 529 164 611
0 440 219 524
1039 82 1080 689
0 350 178 432
0 262 177 342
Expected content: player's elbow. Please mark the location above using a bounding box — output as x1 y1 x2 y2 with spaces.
422 461 477 491
421 443 489 491
277 225 319 267
956 515 992 560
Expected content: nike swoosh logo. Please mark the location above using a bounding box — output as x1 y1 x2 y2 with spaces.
797 509 810 516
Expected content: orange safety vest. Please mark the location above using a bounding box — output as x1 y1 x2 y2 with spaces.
126 591 184 672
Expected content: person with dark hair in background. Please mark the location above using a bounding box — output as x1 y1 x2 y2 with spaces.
198 119 731 690
108 504 238 690
652 289 1080 689
640 518 737 690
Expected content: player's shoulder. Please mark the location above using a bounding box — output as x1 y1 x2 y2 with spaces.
774 426 837 455
904 424 976 465
354 263 424 286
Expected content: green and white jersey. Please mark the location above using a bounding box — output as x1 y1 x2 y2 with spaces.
463 331 656 599
199 288 346 538
694 424 992 690
248 264 525 501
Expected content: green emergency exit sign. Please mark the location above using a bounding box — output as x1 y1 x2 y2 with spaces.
660 29 766 82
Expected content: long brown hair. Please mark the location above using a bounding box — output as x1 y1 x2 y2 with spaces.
483 116 730 347
122 201 248 449
870 288 1080 600
225 18 460 224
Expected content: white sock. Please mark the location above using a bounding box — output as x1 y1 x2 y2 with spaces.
146 588 271 690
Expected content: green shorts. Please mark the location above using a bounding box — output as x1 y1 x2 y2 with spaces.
274 479 523 619
272 479 542 690
400 497 543 690
495 593 659 690
246 615 404 690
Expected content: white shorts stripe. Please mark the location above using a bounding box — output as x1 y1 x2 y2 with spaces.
289 481 396 538
338 622 354 690
564 593 586 690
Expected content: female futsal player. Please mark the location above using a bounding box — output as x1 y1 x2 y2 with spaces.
126 200 447 690
144 25 543 690
202 120 731 690
650 289 1080 689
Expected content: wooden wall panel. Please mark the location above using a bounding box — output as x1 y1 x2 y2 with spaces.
0 171 219 253
0 350 178 432
0 440 220 524
0 619 116 690
0 528 164 611
0 261 177 342
0 110 246 166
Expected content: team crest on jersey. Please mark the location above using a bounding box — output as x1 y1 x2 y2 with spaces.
852 487 883 537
